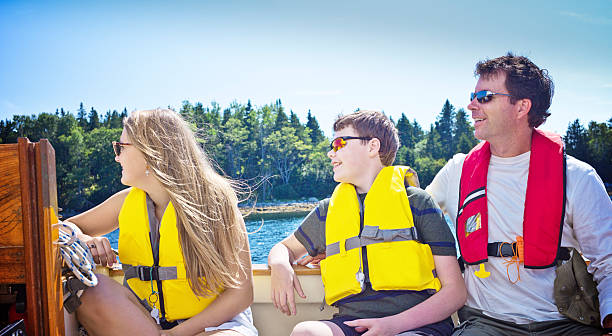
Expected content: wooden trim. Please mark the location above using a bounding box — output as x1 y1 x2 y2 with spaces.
252 263 322 276
18 138 43 336
36 140 64 335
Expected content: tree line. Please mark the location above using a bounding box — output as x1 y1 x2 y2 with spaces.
1 100 610 214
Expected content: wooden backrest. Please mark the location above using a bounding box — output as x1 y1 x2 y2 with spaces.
0 138 64 335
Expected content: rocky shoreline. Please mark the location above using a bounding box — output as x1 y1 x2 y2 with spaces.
240 201 317 216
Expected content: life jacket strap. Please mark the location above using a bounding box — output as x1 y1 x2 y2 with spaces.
63 276 89 313
326 225 419 257
122 264 178 281
486 243 570 260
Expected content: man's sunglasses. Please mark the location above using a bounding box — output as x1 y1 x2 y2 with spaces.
470 90 512 104
112 141 132 156
329 136 372 152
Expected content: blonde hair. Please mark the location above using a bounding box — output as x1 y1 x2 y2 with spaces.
124 108 247 296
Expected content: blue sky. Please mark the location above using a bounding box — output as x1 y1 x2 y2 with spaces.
1 0 611 137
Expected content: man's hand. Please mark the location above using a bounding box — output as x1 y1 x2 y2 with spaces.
270 263 306 316
344 316 401 336
603 313 612 335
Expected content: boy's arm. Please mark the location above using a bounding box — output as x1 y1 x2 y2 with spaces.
268 233 309 316
345 255 466 335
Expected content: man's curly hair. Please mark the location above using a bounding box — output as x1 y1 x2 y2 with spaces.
476 52 554 128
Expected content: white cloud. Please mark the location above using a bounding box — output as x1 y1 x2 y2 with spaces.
295 90 342 96
559 11 612 25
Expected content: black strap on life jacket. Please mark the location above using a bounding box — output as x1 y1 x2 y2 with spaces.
458 245 571 273
145 194 170 325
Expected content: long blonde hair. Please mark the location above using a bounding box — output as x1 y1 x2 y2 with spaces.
124 108 247 296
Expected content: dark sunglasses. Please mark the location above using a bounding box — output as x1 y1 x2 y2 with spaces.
470 90 512 104
112 141 132 156
329 136 372 152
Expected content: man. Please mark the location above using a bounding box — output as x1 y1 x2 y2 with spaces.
426 53 611 335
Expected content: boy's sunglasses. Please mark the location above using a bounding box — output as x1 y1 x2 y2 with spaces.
112 141 132 156
470 90 512 104
329 136 372 152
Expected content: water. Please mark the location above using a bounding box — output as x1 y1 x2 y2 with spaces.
104 214 306 264
104 213 457 263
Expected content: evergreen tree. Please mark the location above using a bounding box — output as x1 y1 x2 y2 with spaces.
273 99 288 130
424 125 443 159
103 110 112 128
180 101 194 120
586 120 612 182
412 119 424 142
289 110 305 138
305 110 325 145
88 107 100 130
110 110 122 129
396 113 415 148
564 119 590 162
434 100 456 159
0 119 18 143
77 102 87 129
222 108 232 125
84 127 123 204
454 108 477 153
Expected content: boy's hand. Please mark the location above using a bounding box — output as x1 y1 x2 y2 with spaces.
296 253 326 266
344 316 401 336
270 263 306 316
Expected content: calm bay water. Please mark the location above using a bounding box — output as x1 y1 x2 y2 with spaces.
104 213 456 264
104 214 306 264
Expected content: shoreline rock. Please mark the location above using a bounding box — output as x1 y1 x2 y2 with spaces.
240 201 317 216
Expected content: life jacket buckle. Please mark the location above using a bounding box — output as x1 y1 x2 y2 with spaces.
136 266 159 281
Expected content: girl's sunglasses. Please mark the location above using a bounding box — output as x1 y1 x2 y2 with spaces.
112 141 132 156
470 90 512 104
329 136 372 152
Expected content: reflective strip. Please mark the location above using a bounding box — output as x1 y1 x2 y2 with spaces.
458 187 486 217
326 225 419 257
122 264 178 281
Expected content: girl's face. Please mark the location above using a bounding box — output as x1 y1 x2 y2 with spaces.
115 128 149 187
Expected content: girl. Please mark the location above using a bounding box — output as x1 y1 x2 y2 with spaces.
63 108 256 336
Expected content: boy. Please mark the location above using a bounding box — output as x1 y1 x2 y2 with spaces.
268 110 466 336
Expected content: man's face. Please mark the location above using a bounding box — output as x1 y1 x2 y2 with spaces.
468 72 519 143
327 125 369 184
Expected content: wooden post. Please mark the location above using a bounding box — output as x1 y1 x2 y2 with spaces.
0 138 64 335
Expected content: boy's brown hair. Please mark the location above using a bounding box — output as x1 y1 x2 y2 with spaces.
333 110 399 166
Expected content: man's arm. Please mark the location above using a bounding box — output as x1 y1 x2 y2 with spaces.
425 153 466 215
268 234 309 316
568 165 612 327
345 255 466 335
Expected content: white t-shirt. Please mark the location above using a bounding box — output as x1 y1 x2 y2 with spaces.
426 151 612 324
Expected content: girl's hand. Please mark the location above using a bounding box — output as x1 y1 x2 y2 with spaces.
81 234 116 267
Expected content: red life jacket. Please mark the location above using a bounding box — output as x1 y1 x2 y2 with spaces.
456 129 566 269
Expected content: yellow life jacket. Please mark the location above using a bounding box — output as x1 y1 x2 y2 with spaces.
118 187 218 321
320 166 441 305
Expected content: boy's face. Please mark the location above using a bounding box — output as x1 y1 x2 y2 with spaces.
327 125 370 184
